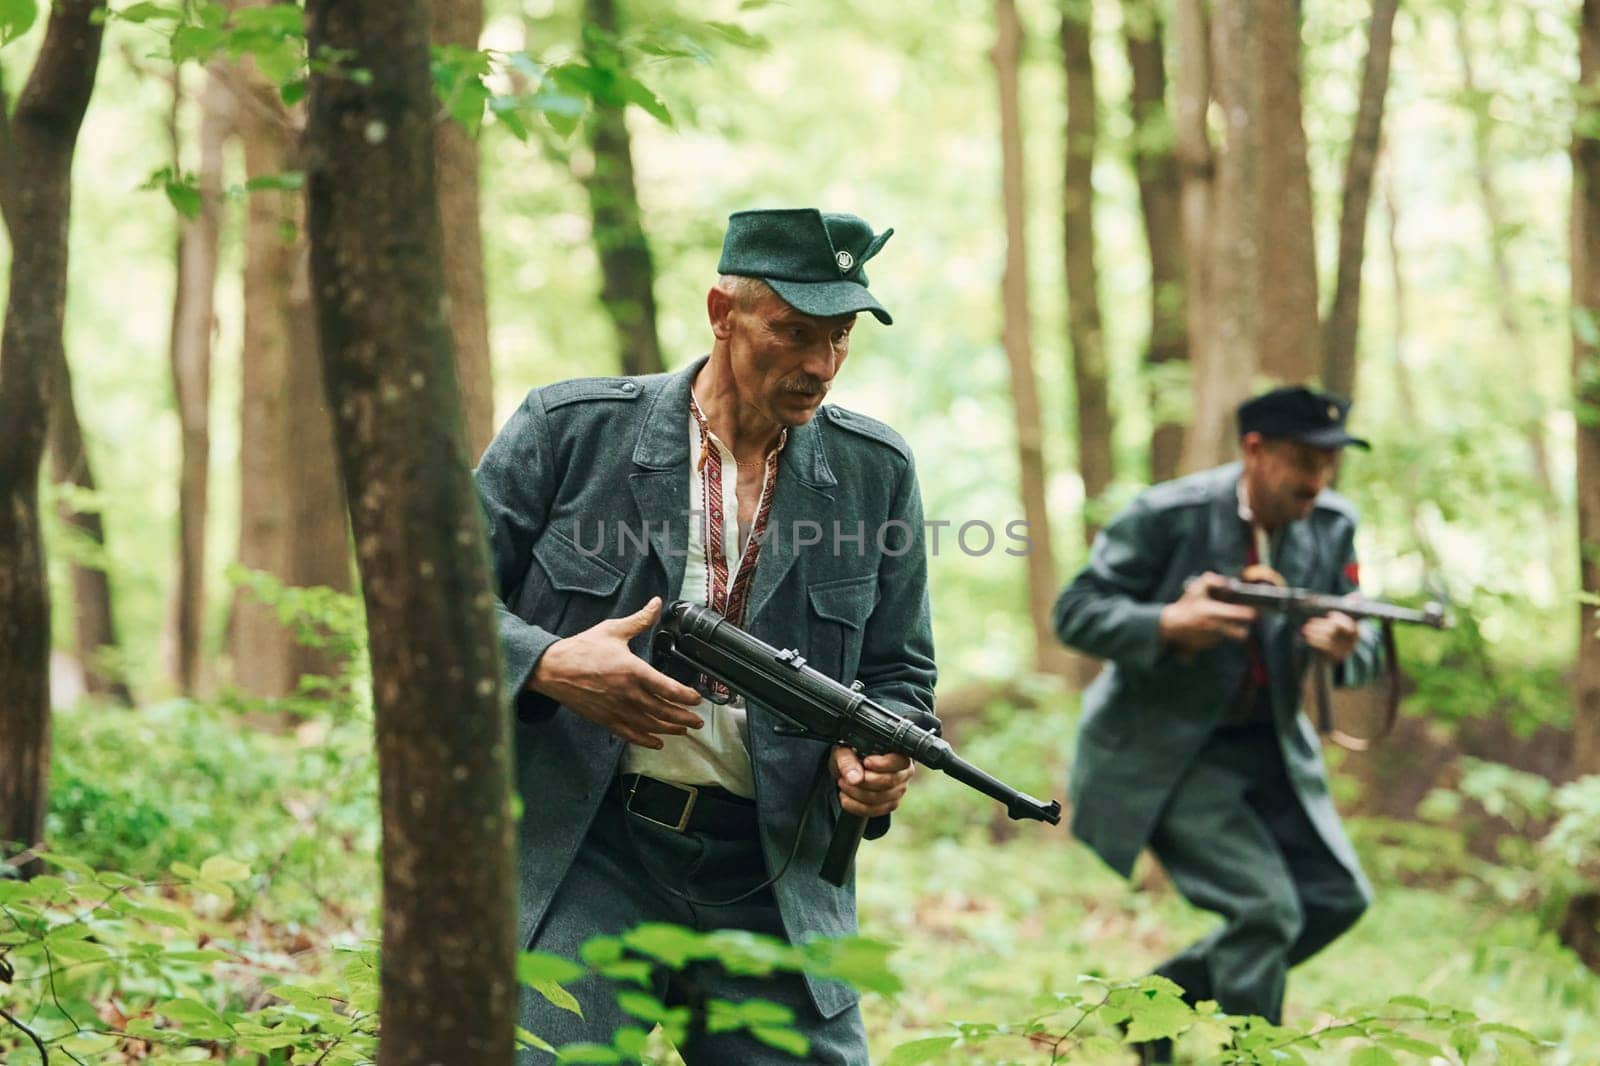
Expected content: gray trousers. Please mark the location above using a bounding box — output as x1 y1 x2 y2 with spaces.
1148 722 1370 1024
517 785 868 1065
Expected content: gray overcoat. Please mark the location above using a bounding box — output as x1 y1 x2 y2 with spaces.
1054 463 1383 884
475 357 938 1017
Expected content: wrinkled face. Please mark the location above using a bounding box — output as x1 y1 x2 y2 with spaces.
1241 433 1341 528
710 283 856 427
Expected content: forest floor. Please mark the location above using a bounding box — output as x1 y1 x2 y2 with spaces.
25 697 1600 1064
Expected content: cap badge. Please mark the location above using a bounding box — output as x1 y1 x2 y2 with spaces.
1326 404 1339 421
836 250 854 272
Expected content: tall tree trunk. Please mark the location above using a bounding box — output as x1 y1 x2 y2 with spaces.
231 83 351 699
1456 11 1562 514
1186 0 1319 470
1174 0 1231 473
993 0 1071 677
580 0 665 377
1572 0 1600 777
47 341 132 704
1321 0 1398 404
1061 0 1113 542
433 0 495 459
0 0 105 872
1252 0 1319 385
304 0 515 1058
165 65 230 696
1122 0 1189 483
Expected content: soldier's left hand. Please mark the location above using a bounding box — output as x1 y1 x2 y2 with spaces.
1302 610 1359 663
830 748 914 818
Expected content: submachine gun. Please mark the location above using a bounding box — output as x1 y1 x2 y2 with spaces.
1206 578 1452 750
652 601 1061 887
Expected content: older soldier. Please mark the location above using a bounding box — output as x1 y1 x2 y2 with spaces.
1055 387 1385 1063
478 209 937 1064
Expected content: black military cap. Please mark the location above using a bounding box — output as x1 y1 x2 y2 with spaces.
1236 386 1370 450
717 208 895 324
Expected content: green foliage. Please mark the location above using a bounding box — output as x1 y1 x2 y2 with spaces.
872 977 1544 1064
0 0 35 47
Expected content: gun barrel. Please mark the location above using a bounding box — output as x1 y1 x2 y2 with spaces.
658 602 1061 823
1211 579 1451 629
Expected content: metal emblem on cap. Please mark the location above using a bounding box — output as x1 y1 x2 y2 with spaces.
1326 404 1339 421
836 250 854 272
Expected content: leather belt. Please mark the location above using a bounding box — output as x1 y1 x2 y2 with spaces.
617 774 759 838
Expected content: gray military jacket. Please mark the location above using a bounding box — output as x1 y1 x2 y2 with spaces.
1054 462 1383 884
475 357 937 1017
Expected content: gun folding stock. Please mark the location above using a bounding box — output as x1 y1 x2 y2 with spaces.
651 601 1062 885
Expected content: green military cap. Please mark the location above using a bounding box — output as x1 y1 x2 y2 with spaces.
717 208 896 324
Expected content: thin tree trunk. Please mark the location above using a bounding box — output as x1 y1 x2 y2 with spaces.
433 0 495 459
1174 0 1230 473
1571 0 1600 777
1185 0 1318 469
47 341 132 704
1253 0 1319 385
581 0 665 377
0 0 105 872
231 81 351 699
1456 11 1562 514
1122 0 1189 483
1321 0 1398 403
304 0 515 1057
164 65 229 696
994 0 1072 677
1382 169 1421 446
1061 0 1113 542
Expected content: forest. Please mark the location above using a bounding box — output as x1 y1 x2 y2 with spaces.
2 0 1599 1061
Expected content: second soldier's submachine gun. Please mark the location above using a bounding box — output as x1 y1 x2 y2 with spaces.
652 601 1061 886
1206 578 1453 750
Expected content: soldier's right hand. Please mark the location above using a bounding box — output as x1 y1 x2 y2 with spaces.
527 596 705 748
1158 572 1258 652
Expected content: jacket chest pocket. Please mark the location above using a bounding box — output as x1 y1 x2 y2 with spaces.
807 574 877 683
517 527 625 634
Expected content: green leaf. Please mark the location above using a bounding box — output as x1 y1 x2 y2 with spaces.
750 1025 809 1057
231 4 303 35
0 0 36 46
556 1043 621 1064
1122 989 1194 1043
704 21 767 49
532 979 583 1017
623 923 707 967
171 24 227 64
200 855 252 882
884 1036 959 1066
157 997 232 1038
44 938 115 965
119 2 180 23
34 851 96 879
1377 1033 1445 1057
1350 1048 1399 1066
516 1026 556 1053
126 902 192 931
1478 1022 1541 1044
1385 994 1431 1011
618 74 671 125
615 990 673 1024
517 950 585 986
61 1032 121 1054
280 79 307 106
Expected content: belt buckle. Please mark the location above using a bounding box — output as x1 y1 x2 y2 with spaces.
628 777 699 833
